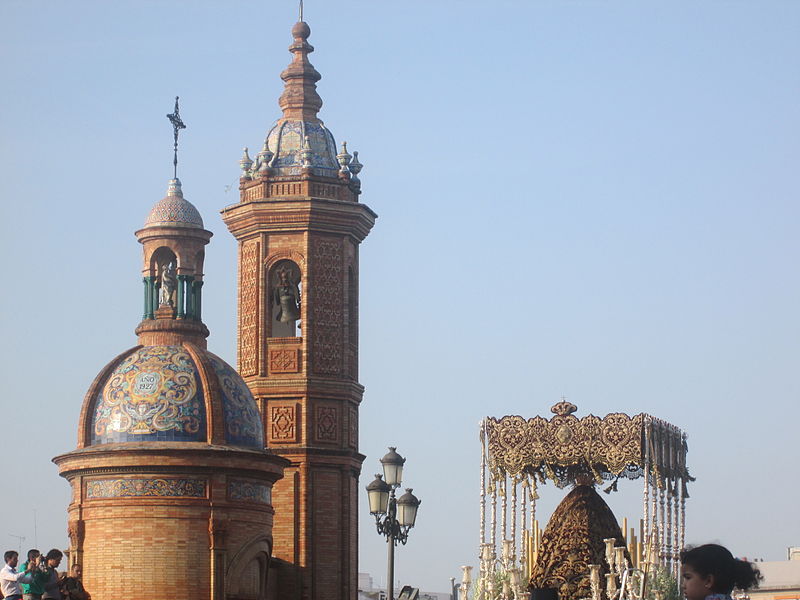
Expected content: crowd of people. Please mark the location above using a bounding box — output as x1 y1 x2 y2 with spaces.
0 549 90 600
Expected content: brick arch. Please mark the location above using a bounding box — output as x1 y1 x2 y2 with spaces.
148 245 178 277
264 249 305 271
225 534 273 600
143 243 205 277
265 252 304 339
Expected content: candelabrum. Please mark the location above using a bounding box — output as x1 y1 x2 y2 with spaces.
600 537 646 600
588 564 601 600
461 566 473 600
478 540 525 600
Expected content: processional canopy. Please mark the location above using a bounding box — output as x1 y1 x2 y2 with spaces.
477 401 693 600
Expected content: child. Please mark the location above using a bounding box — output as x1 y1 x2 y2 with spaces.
680 544 762 600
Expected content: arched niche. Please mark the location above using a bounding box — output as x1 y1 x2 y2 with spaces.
226 536 272 600
141 247 179 319
268 259 302 338
150 246 178 279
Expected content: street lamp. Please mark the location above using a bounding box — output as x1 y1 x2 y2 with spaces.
366 447 422 600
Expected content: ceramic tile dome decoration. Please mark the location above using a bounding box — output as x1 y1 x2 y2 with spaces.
206 351 264 448
266 120 339 176
91 345 207 444
143 178 204 228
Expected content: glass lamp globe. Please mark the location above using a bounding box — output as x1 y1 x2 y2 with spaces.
365 474 390 515
380 447 406 487
396 488 421 527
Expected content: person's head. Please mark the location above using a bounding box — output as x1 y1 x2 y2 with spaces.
26 549 40 563
44 549 63 568
4 550 18 567
680 544 762 600
70 564 82 578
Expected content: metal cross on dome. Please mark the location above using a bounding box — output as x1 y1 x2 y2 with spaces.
166 96 186 179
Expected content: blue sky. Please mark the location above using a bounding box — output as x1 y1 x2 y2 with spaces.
1 0 798 593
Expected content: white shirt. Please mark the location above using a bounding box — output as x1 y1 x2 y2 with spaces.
0 562 33 597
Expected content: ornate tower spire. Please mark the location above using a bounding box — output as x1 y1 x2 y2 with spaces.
278 20 323 121
223 15 377 600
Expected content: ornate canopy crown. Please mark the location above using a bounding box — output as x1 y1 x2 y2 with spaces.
482 403 692 491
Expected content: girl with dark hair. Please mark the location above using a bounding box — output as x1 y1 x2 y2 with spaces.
680 544 763 600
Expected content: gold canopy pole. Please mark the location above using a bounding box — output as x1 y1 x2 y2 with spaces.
480 420 487 599
643 418 650 546
501 476 508 551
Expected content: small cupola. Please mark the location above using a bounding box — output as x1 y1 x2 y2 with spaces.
135 98 212 347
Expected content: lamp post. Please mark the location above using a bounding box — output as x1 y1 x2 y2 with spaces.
366 447 422 600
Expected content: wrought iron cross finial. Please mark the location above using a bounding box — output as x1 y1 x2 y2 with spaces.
167 96 186 179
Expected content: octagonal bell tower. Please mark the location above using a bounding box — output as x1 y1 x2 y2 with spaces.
221 19 376 600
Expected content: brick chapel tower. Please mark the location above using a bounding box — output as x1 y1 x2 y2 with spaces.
221 19 376 600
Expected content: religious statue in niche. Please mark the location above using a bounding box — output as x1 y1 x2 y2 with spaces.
273 265 301 323
159 262 177 306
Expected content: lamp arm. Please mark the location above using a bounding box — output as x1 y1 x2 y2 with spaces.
374 490 413 546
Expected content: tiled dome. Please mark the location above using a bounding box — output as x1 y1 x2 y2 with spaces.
265 119 339 177
89 344 263 448
144 178 204 229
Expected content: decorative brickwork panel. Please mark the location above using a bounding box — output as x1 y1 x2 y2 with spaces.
85 478 207 498
269 348 300 373
311 237 343 374
347 261 359 380
315 404 338 443
269 404 298 443
239 239 260 376
348 407 358 449
228 478 272 505
312 470 343 595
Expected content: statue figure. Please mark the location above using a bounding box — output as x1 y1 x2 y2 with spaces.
273 266 301 323
160 262 177 306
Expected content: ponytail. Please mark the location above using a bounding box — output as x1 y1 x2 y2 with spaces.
680 544 763 594
733 557 762 591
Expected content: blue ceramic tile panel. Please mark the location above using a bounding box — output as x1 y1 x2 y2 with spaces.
205 351 264 448
91 345 207 444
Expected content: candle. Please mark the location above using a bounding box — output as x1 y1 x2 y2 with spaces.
615 547 626 572
604 538 616 569
461 565 473 586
